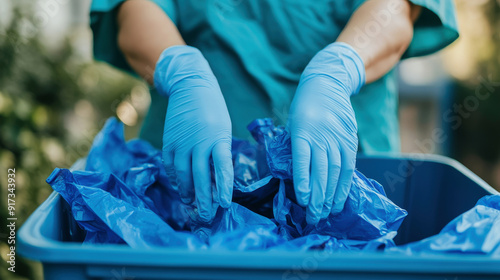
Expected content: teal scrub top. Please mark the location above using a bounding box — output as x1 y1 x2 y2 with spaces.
90 0 458 154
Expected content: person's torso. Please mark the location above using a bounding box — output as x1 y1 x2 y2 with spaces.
141 0 400 152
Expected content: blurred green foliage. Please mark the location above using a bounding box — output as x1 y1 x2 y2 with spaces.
0 10 144 280
471 0 500 82
450 0 500 189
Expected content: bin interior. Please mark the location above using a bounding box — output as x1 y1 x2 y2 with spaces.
20 155 500 280
42 156 496 246
356 156 494 244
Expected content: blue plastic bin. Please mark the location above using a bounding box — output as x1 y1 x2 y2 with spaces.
18 154 500 280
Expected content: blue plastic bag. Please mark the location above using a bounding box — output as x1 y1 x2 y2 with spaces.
246 119 407 242
386 195 500 256
47 117 408 251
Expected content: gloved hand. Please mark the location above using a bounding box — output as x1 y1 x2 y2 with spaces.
288 42 365 225
154 45 233 222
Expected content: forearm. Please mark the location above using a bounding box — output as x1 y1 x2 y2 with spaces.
117 0 185 84
336 0 421 83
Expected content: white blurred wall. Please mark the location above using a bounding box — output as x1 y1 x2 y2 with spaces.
0 0 92 59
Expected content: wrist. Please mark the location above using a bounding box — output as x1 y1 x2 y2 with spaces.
154 45 214 97
302 42 366 96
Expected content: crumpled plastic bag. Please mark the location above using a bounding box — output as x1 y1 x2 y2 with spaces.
47 117 408 251
247 119 407 242
386 195 500 256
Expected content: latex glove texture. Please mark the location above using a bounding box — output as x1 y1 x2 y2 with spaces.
154 45 233 222
289 42 366 224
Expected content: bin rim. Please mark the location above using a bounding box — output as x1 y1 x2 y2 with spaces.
18 154 500 274
358 153 499 195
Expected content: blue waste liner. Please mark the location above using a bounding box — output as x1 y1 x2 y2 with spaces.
18 154 500 280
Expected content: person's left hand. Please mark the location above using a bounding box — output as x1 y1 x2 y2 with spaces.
288 42 366 225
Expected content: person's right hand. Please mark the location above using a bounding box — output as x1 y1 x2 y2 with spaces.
154 45 233 222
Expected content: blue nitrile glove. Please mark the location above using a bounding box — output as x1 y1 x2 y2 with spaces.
288 42 365 225
154 45 233 222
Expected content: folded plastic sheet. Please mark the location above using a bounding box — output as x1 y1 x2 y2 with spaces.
386 195 500 256
47 117 409 251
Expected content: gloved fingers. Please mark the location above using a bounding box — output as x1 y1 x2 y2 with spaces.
212 141 234 208
331 149 356 214
192 147 213 222
321 146 341 219
174 152 195 204
306 148 328 225
292 137 312 207
162 150 178 191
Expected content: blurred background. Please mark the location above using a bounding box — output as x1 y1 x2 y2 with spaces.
0 0 499 279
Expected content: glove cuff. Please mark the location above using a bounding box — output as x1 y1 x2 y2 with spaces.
303 42 366 96
153 45 213 97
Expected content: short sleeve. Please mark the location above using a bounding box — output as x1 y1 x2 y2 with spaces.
403 0 459 58
89 0 178 74
348 0 458 59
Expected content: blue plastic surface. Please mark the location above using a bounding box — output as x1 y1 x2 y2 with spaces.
19 152 500 279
